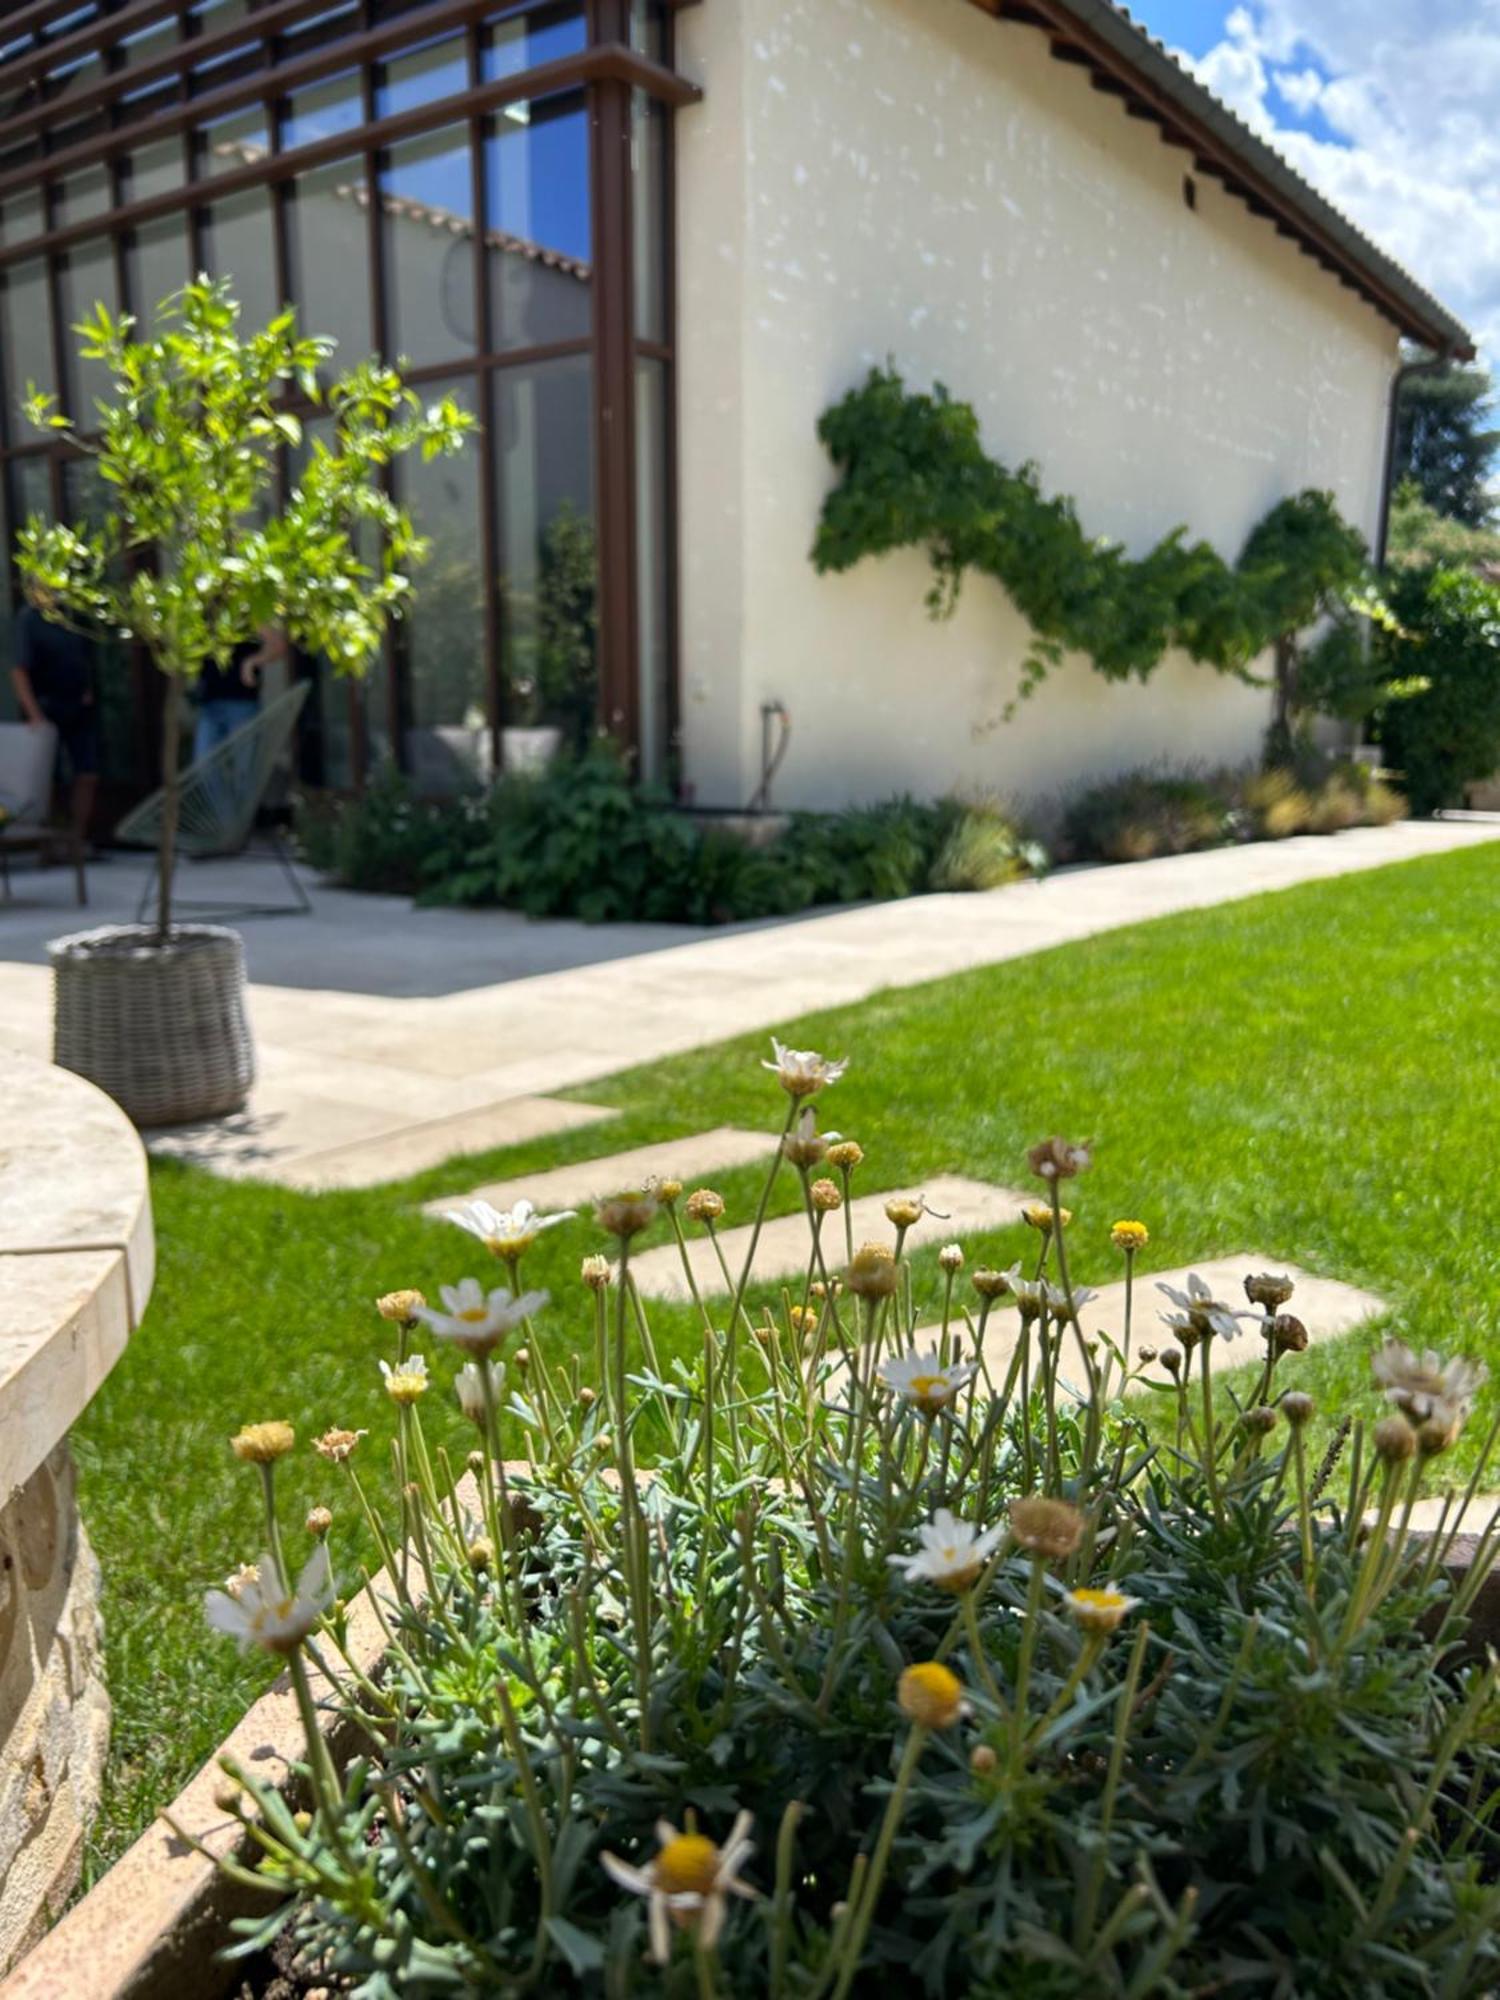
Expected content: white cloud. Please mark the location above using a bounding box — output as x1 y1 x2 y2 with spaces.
1185 4 1500 364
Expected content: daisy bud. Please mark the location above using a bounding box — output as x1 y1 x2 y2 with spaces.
1272 1314 1309 1355
595 1190 659 1239
1063 1586 1141 1635
305 1506 333 1538
1022 1200 1070 1234
1245 1272 1295 1310
1281 1391 1315 1427
1137 1345 1157 1365
380 1356 429 1404
653 1178 683 1205
293 1811 313 1835
466 1537 494 1571
580 1254 613 1291
579 1386 597 1408
685 1188 725 1223
1373 1415 1417 1463
513 1347 530 1373
1009 1495 1084 1560
1027 1136 1092 1182
376 1288 426 1324
1161 1348 1183 1375
826 1139 864 1171
313 1426 365 1463
1242 1406 1278 1436
898 1660 968 1730
231 1421 295 1464
884 1196 925 1229
848 1242 899 1300
811 1277 844 1300
1417 1402 1465 1456
809 1177 843 1212
213 1781 243 1816
753 1325 774 1346
788 1304 818 1337
969 1743 997 1775
1110 1219 1149 1252
938 1243 964 1273
467 1450 486 1477
783 1110 828 1168
972 1268 1011 1300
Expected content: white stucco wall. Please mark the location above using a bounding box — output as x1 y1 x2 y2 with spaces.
672 0 1401 814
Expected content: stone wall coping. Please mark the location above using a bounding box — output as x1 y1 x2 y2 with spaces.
0 1052 155 1500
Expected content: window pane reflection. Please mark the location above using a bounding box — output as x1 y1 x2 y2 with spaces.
1 259 55 402
495 355 596 752
399 377 486 791
382 126 477 366
485 92 590 351
130 216 190 325
285 158 372 370
57 236 118 416
482 2 585 80
202 187 279 329
199 105 269 176
377 35 467 117
282 71 362 149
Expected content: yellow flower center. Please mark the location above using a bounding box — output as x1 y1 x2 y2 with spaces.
898 1660 965 1729
655 1834 720 1897
459 1307 489 1323
908 1374 946 1403
488 1234 532 1259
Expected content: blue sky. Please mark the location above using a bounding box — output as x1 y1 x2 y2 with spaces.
1120 2 1500 366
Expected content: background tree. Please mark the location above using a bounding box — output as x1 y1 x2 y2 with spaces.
16 279 473 939
1393 363 1500 527
1386 478 1500 572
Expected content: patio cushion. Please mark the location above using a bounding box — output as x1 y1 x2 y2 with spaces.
0 720 57 828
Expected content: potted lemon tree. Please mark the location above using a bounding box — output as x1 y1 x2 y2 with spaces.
18 279 472 1125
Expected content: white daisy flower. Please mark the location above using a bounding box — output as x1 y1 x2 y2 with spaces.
1371 1339 1487 1421
204 1545 333 1656
1156 1273 1248 1344
1003 1266 1096 1323
602 1812 757 1965
442 1196 575 1261
380 1353 429 1403
454 1358 506 1426
761 1036 848 1098
890 1508 1004 1593
877 1348 978 1416
414 1277 547 1357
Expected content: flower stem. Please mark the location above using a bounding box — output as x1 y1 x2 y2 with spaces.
827 1725 928 2000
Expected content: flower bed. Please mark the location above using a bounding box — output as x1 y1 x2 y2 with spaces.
12 1046 1500 1996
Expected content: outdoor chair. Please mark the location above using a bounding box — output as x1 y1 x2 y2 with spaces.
115 680 313 921
0 719 87 906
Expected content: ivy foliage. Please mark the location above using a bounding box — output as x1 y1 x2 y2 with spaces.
812 368 1372 707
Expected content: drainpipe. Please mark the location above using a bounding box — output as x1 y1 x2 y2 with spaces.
1375 344 1455 568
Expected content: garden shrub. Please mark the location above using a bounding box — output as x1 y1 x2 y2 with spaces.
295 747 1043 924
202 1054 1500 1996
1062 760 1405 864
1376 566 1500 814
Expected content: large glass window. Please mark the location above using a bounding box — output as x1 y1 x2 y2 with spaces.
484 92 591 351
129 217 190 326
399 377 487 791
197 105 269 176
495 355 595 751
282 69 363 149
483 3 586 80
0 260 55 404
55 165 112 227
377 36 468 117
285 157 372 370
381 126 478 366
201 188 279 329
57 235 119 416
632 92 667 343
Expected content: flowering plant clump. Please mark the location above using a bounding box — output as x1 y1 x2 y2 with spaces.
196 1047 1500 1996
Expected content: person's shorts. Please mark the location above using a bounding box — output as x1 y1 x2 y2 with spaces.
41 704 100 777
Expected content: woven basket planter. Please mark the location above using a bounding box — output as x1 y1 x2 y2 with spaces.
49 924 255 1128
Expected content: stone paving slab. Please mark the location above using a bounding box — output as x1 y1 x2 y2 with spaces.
423 1125 778 1223
630 1174 1030 1301
0 1249 130 1501
967 1254 1387 1390
149 1091 617 1189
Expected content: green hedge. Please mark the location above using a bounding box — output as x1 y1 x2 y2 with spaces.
295 745 1046 923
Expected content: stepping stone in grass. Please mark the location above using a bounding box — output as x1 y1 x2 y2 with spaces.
423 1126 779 1225
628 1175 1031 1302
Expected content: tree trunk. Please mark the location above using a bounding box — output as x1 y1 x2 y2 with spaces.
156 684 181 943
1264 634 1299 770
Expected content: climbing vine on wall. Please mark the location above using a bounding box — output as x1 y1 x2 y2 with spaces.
811 368 1374 718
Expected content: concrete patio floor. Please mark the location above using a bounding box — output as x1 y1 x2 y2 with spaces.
1 820 1497 1188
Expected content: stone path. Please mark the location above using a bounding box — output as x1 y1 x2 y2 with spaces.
422 1126 778 1222
628 1174 1030 1301
965 1253 1388 1390
1 820 1496 1187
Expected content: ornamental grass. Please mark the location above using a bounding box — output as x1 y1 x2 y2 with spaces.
195 1046 1500 1997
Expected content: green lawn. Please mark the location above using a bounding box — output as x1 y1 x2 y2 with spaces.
75 839 1500 1877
